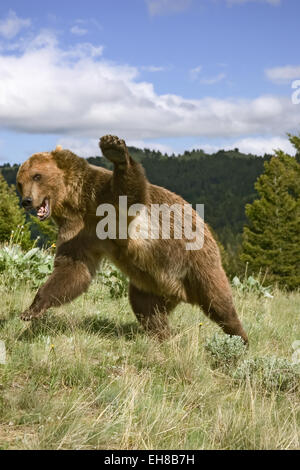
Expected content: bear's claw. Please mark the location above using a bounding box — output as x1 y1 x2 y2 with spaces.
99 135 128 164
20 310 43 321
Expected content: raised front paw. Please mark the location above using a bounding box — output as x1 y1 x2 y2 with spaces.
99 135 128 164
20 309 43 321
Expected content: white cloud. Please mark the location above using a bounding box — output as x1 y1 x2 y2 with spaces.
0 31 299 143
56 138 99 157
70 25 88 36
192 136 296 156
141 65 166 72
146 0 280 15
74 18 102 31
146 0 192 16
126 140 173 154
200 72 226 85
57 137 174 157
0 10 31 39
189 66 202 81
234 136 296 155
227 0 280 5
189 66 226 84
58 135 296 158
265 65 300 84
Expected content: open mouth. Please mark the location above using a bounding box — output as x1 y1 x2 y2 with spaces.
36 198 50 221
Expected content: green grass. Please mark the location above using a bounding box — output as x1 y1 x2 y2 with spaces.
0 279 299 450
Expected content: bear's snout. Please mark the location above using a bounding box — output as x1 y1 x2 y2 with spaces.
22 197 33 210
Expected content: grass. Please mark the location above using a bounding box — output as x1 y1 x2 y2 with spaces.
0 278 299 450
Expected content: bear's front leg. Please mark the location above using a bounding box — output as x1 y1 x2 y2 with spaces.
20 255 94 321
99 135 149 207
99 135 130 168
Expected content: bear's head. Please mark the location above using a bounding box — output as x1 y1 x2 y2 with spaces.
17 146 87 222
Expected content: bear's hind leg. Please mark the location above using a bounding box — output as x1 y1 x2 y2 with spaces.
129 283 177 339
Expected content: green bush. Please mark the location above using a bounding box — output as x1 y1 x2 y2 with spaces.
0 244 53 289
205 333 247 371
232 275 273 298
29 216 58 248
0 174 32 250
233 356 300 393
98 261 129 299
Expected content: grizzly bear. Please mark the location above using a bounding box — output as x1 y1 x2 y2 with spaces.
16 135 248 343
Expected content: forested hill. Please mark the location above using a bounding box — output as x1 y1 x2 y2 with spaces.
0 148 271 248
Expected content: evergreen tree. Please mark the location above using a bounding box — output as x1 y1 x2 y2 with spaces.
30 216 58 247
0 172 32 249
241 135 300 289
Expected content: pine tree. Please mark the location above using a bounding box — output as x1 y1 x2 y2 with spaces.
0 172 32 249
241 134 300 289
30 216 58 247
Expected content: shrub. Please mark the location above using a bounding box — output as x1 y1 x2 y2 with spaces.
205 333 247 371
232 275 273 298
29 216 58 248
233 356 300 393
0 244 53 289
0 173 32 250
98 261 128 299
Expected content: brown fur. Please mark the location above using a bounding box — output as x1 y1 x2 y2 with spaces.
16 136 248 344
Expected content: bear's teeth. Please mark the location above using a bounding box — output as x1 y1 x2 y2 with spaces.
37 206 46 217
37 198 49 219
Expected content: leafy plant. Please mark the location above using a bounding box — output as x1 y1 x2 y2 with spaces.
98 261 129 299
233 356 300 393
205 333 247 371
0 244 53 289
232 275 273 298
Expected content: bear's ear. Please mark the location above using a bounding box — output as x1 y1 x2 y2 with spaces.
55 145 63 151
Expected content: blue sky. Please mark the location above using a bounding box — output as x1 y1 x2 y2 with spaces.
0 0 299 163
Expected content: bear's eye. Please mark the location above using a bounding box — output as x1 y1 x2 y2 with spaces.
33 174 41 181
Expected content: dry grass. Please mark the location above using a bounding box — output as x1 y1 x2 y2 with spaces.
0 280 299 449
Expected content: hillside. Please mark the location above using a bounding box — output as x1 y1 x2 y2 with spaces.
0 272 299 449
